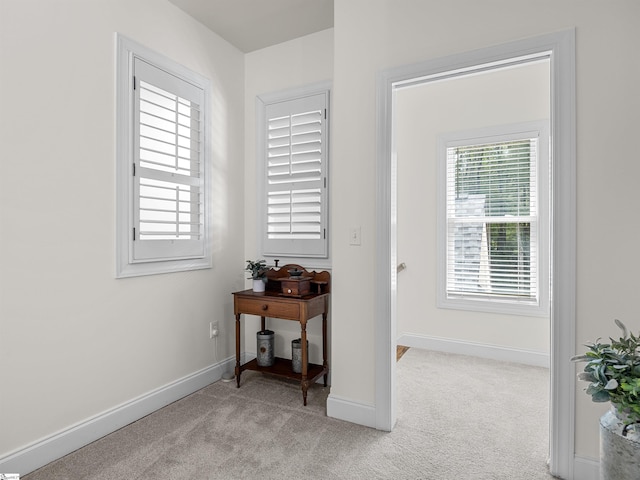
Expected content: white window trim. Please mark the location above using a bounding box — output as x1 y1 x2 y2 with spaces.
115 34 212 278
436 121 550 317
255 82 331 269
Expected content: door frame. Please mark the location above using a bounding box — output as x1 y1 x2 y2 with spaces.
374 30 576 478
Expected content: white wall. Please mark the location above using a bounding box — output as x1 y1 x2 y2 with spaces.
330 0 640 464
0 0 244 464
396 61 550 356
243 29 334 364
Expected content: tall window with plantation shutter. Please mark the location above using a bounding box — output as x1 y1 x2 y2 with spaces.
437 122 549 316
258 88 329 259
116 35 212 278
133 58 205 261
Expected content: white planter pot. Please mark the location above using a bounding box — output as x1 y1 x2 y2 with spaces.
600 406 640 479
252 279 265 292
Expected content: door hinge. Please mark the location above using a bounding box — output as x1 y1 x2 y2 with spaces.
133 227 136 241
324 177 327 188
323 228 326 239
132 163 136 176
133 75 136 90
324 108 327 119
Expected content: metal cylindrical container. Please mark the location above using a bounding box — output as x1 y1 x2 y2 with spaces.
291 338 308 373
256 330 274 367
600 406 640 479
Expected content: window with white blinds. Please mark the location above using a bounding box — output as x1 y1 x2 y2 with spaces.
438 123 549 314
116 35 211 277
260 90 329 258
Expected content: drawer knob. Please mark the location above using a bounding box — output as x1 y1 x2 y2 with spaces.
287 288 292 294
261 304 268 311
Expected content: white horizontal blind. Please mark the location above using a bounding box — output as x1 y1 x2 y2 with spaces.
133 58 205 262
263 93 328 257
446 137 538 301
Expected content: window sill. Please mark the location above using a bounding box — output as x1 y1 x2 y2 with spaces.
116 257 211 279
437 295 548 317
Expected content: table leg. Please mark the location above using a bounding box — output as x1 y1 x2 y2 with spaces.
235 313 241 388
322 311 328 387
301 322 308 406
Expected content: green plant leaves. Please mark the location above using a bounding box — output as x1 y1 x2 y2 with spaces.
604 379 619 390
577 371 597 382
591 390 611 403
572 320 640 424
245 259 268 279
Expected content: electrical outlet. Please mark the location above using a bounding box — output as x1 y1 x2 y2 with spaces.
210 322 219 339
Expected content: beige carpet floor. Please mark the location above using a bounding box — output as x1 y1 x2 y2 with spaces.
24 348 554 479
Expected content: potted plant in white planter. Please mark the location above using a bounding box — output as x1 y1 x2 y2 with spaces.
572 319 640 479
246 259 268 292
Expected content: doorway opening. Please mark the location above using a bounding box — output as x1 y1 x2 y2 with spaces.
395 57 551 475
375 31 576 479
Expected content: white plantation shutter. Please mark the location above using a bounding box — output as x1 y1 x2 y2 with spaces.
445 135 539 303
263 93 328 257
132 58 205 262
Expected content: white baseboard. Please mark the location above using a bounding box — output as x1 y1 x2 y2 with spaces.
326 393 376 429
573 455 599 480
0 356 236 476
397 333 550 368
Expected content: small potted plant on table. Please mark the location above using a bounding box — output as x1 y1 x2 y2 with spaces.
246 259 268 292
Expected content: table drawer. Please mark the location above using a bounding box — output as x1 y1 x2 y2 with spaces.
236 297 300 320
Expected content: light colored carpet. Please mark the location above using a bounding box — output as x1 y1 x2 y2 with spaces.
24 348 554 479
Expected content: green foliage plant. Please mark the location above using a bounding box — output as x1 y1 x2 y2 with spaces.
572 319 640 425
245 259 268 280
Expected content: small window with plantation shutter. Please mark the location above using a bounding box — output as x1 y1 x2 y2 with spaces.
259 89 329 259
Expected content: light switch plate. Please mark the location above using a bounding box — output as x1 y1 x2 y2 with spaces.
350 226 361 246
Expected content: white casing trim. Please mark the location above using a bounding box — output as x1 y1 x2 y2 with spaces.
0 356 236 476
397 333 550 368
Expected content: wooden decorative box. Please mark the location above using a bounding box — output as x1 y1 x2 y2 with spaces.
264 263 330 296
280 277 311 297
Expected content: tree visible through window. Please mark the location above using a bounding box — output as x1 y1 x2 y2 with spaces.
446 136 538 302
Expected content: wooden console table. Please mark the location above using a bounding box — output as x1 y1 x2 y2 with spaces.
233 265 330 406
